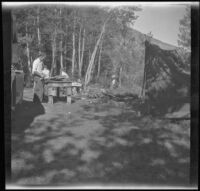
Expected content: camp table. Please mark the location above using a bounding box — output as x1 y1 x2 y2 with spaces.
44 77 72 104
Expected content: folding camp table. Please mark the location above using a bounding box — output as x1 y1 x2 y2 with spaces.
45 78 72 104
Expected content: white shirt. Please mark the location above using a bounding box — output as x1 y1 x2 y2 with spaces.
32 58 43 75
61 71 69 78
42 68 50 78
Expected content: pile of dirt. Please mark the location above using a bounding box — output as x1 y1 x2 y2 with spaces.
83 85 142 106
84 85 106 99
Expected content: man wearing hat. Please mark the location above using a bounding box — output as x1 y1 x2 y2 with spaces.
32 53 46 103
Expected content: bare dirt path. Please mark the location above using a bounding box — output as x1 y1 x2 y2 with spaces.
11 88 190 187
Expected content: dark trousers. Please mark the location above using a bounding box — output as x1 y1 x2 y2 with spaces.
33 76 44 103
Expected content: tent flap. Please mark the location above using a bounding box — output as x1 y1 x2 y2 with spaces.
143 40 190 116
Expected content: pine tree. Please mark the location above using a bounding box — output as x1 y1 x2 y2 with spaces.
177 5 191 69
178 5 191 51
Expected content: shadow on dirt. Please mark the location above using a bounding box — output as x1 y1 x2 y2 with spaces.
11 99 190 187
12 100 45 132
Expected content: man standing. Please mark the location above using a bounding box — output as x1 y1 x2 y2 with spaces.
32 53 46 103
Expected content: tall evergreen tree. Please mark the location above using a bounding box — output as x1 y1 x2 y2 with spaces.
177 5 191 51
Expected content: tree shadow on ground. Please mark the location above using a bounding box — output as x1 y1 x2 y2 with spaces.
11 100 190 187
92 112 190 186
79 103 190 186
11 100 45 157
12 100 45 134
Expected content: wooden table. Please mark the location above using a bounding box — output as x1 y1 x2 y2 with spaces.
45 80 72 104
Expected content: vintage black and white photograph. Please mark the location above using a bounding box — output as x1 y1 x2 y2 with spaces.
2 1 199 189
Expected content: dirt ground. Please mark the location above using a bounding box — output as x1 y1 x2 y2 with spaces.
11 88 190 187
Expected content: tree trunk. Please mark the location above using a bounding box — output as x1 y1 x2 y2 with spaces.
78 26 81 75
50 40 55 76
72 17 76 78
79 28 85 78
50 9 59 76
64 40 67 72
97 40 103 79
37 7 41 54
64 24 68 73
60 40 63 74
84 21 106 87
89 49 91 62
60 8 63 75
50 33 56 76
25 23 31 72
25 23 32 87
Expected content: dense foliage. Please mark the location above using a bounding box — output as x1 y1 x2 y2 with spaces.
13 5 190 96
177 5 191 70
13 5 142 90
177 5 191 51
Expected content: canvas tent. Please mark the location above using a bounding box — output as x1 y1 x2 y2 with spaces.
141 40 190 117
